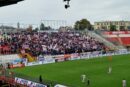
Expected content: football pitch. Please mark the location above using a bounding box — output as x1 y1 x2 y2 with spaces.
12 54 130 87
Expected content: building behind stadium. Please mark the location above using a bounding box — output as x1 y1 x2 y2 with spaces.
94 21 130 31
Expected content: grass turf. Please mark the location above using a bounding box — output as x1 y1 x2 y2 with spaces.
12 54 130 87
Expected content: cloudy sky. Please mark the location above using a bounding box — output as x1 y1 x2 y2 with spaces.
0 0 130 26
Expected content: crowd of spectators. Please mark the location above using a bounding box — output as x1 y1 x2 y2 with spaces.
0 31 106 56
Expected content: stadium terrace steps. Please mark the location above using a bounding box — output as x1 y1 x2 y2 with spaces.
100 31 130 47
85 30 118 50
19 53 35 62
118 36 123 45
120 37 130 45
86 30 126 50
107 37 130 46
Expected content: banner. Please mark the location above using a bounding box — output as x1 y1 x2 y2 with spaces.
54 55 65 62
27 61 42 66
70 53 80 60
38 55 44 62
43 57 55 64
54 55 64 59
64 54 71 61
10 63 25 68
103 31 130 35
80 52 90 59
15 77 47 87
55 58 65 62
11 59 22 65
23 50 130 67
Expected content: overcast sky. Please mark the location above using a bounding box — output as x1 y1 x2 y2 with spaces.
0 0 130 27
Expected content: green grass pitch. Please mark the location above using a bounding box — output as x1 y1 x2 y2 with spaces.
12 54 130 87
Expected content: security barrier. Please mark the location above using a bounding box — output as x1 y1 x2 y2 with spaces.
25 50 130 67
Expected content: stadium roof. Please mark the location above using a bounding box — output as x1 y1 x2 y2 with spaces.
0 0 23 7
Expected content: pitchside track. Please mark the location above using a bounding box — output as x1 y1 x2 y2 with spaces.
12 54 130 87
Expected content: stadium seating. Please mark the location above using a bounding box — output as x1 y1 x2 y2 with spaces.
120 37 130 45
103 31 130 46
0 31 106 57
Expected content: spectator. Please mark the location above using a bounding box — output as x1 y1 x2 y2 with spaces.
0 31 106 56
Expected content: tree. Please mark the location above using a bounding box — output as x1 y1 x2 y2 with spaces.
40 23 52 30
110 25 117 31
40 23 45 30
27 25 33 32
74 19 92 30
33 27 39 32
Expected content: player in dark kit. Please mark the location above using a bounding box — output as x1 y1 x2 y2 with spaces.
87 79 90 86
39 75 43 83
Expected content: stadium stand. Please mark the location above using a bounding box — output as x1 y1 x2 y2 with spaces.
0 30 129 87
0 31 106 57
103 31 130 46
85 29 119 50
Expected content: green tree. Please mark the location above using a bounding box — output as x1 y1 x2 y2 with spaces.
33 27 39 32
110 25 117 31
74 19 92 30
40 23 45 30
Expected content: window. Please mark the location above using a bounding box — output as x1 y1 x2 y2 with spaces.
127 26 130 30
96 23 99 25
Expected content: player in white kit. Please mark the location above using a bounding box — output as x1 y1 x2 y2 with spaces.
81 74 86 83
108 66 112 74
122 79 126 87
